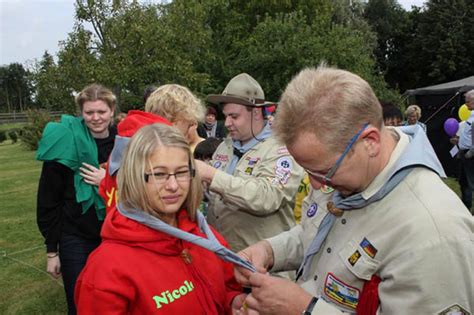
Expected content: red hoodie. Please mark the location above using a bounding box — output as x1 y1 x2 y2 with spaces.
75 207 242 314
99 110 172 214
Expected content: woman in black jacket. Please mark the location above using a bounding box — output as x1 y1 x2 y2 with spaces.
36 84 117 315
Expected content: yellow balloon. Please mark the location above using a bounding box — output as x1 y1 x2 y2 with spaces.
458 104 471 121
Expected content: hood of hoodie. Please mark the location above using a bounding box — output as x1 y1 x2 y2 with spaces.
108 110 172 175
101 206 199 256
117 110 171 137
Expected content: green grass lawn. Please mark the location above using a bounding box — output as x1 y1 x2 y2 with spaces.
0 141 66 314
0 138 470 314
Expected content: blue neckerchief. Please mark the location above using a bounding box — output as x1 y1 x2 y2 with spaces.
117 203 256 272
297 125 445 281
226 122 272 174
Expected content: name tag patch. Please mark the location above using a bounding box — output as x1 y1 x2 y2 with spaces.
324 273 360 310
215 154 229 162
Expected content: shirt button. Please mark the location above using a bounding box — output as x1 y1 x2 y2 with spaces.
313 275 318 281
341 218 347 224
326 247 331 253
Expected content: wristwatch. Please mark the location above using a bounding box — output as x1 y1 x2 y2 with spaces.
301 296 318 315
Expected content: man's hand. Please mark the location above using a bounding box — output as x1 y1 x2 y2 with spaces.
449 136 459 145
235 241 274 286
195 159 217 183
46 255 61 279
80 162 106 186
244 273 313 315
232 294 260 315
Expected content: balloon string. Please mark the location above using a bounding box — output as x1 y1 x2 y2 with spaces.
423 92 460 124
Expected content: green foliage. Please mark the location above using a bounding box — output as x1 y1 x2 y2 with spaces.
0 131 6 143
19 110 53 151
7 130 18 143
0 63 33 112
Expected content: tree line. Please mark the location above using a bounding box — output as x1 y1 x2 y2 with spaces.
0 0 472 114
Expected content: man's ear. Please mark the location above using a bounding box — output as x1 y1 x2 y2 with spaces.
363 127 381 157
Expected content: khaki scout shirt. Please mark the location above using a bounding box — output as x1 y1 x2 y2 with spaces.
268 130 474 314
207 136 304 252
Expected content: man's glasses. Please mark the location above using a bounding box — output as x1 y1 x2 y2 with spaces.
305 123 369 186
144 169 195 184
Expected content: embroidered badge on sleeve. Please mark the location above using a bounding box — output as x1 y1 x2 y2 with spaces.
324 273 360 310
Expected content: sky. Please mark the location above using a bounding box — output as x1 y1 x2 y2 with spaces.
0 0 427 67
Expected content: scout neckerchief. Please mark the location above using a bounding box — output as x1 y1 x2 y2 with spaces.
36 115 106 220
297 124 445 281
226 122 272 175
117 203 256 272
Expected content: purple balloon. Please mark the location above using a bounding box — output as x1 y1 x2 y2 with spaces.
444 118 459 137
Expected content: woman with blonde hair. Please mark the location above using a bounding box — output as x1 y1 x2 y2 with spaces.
146 84 206 151
404 104 427 132
100 84 206 214
76 124 246 314
36 84 117 314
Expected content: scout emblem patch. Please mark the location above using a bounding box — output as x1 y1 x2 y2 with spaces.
272 156 293 186
245 167 253 175
307 203 318 217
324 273 360 310
213 161 222 168
348 250 361 266
360 238 378 258
437 304 470 315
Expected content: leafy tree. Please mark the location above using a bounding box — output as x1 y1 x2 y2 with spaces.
31 51 75 113
412 0 473 86
0 63 32 112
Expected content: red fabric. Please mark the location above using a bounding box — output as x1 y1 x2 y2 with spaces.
75 208 242 314
99 110 172 214
356 275 381 315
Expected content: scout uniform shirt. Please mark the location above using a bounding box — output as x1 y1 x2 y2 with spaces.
207 136 304 252
268 130 474 314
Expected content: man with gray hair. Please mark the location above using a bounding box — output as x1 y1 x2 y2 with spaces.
457 89 474 213
234 66 473 314
195 73 303 253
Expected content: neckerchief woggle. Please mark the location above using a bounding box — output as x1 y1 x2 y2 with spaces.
117 203 256 273
296 125 446 281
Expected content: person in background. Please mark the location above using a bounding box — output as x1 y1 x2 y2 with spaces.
115 112 127 125
194 137 224 217
100 84 205 215
36 84 117 315
143 85 158 106
403 104 427 132
381 101 403 127
75 124 244 314
195 73 304 254
194 137 224 162
197 106 227 139
456 89 474 214
234 65 473 315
